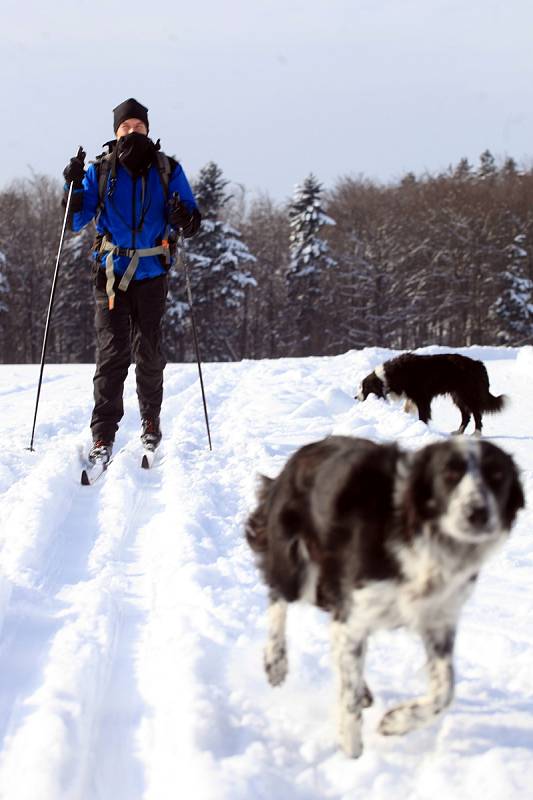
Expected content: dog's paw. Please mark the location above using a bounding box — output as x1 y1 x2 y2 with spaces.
338 711 364 758
378 701 436 736
378 704 416 736
264 642 288 686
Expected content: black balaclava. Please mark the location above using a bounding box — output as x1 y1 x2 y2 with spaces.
116 132 156 175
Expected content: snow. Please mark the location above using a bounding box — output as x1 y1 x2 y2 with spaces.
0 346 532 799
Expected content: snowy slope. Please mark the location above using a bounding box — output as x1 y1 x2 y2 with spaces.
0 346 531 800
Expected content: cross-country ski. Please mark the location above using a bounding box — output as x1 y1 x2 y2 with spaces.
79 444 159 482
80 459 108 485
141 448 157 469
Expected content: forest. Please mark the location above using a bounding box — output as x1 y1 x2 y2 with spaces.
0 150 532 364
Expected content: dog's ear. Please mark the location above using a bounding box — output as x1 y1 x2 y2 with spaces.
367 373 385 399
356 373 383 401
256 474 274 503
245 474 274 553
355 378 367 401
404 446 439 532
502 465 525 529
265 502 311 603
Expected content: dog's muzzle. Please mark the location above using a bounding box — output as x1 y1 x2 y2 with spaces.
454 493 500 540
466 503 489 529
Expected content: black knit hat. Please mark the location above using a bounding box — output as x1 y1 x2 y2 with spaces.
113 98 149 133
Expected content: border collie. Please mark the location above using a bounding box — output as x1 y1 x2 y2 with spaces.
245 435 524 758
356 353 506 435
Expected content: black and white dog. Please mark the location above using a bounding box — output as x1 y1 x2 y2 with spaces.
356 353 506 435
245 435 524 758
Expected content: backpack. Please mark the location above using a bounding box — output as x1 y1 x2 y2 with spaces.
94 147 175 213
92 145 178 266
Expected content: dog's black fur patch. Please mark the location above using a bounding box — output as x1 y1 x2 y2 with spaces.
357 353 506 434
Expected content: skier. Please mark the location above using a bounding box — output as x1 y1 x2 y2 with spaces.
62 98 201 467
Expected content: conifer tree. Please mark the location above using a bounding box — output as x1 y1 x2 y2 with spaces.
164 161 256 360
502 157 519 178
453 157 473 181
478 149 497 180
287 174 336 355
491 234 533 344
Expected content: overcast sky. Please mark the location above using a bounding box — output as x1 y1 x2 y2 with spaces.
1 0 533 200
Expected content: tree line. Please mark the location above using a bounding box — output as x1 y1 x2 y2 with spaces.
0 150 532 364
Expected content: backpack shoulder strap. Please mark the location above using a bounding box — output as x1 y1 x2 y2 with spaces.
94 151 115 216
155 151 178 198
94 149 176 215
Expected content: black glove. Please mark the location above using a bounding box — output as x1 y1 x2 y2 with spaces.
63 146 86 187
168 193 193 229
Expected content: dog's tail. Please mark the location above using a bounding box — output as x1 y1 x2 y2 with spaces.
477 361 507 414
245 474 274 553
483 392 507 414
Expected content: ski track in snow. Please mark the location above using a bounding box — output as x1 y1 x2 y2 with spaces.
0 347 532 799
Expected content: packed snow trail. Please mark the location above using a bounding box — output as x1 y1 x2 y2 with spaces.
0 347 532 799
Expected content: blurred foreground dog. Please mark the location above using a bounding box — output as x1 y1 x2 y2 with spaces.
356 353 506 435
245 435 523 757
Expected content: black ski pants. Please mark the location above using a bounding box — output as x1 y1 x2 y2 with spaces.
91 270 168 442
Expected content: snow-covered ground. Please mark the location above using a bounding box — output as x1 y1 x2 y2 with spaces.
0 345 531 800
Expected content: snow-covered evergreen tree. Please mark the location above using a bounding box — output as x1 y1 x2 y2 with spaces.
478 149 497 180
190 162 256 312
502 156 519 178
164 161 256 361
491 234 533 344
287 174 336 355
453 157 473 181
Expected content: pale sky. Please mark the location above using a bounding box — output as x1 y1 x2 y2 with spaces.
2 0 533 199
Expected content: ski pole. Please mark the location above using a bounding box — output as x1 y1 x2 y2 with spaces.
177 231 213 451
27 154 81 451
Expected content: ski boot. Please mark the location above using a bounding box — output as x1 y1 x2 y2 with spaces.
141 417 162 452
88 439 113 465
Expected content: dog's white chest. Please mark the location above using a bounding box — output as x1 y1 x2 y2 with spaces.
348 544 472 634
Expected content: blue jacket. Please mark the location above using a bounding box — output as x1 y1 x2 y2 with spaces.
70 157 198 281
